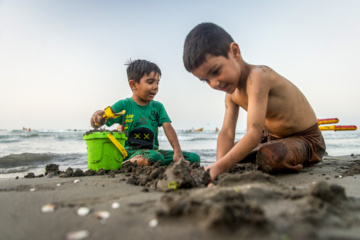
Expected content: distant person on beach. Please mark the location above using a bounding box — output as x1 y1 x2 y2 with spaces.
183 22 326 179
91 59 200 166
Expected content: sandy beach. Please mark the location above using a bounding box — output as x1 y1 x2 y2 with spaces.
1 155 360 240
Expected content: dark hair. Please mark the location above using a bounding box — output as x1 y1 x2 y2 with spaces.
183 22 234 72
126 59 161 83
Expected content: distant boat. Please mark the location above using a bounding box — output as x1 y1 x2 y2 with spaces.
193 128 203 132
186 127 203 132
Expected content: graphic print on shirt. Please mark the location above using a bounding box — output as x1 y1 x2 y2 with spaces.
123 114 134 131
140 117 148 125
149 109 160 127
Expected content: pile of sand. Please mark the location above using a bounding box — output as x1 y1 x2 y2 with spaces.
155 171 360 238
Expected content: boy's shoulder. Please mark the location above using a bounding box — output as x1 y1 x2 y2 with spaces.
246 65 280 91
150 100 166 109
248 65 274 79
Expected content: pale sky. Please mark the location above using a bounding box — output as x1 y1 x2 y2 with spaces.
1 0 360 131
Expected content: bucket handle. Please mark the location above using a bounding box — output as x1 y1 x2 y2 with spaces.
107 134 128 158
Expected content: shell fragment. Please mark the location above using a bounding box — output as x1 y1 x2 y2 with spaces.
66 230 89 240
41 204 56 213
94 211 110 220
77 207 90 216
149 218 158 227
111 202 120 209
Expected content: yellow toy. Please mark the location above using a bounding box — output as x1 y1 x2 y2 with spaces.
95 106 126 125
318 118 357 131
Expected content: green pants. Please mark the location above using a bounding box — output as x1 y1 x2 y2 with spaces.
124 149 200 166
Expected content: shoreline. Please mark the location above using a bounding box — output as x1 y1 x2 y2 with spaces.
1 154 360 240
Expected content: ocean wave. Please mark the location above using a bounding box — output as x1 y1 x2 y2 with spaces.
0 166 31 174
0 153 54 168
0 152 86 168
54 134 85 141
0 139 19 143
20 133 40 138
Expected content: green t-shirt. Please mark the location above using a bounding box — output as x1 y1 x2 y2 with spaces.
106 98 171 149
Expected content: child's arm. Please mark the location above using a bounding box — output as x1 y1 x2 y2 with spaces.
162 122 185 162
216 94 239 160
208 70 270 179
90 110 106 128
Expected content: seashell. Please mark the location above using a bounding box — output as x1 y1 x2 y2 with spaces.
29 188 36 192
339 175 343 178
41 204 56 213
149 218 158 227
74 179 80 183
94 211 110 220
77 207 90 216
66 230 89 240
56 183 62 187
111 202 120 209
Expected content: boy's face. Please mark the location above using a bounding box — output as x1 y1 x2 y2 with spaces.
191 52 241 94
131 71 160 105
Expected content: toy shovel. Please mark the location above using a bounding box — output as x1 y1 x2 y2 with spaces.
95 106 126 125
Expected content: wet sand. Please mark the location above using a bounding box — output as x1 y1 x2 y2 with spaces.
1 155 360 240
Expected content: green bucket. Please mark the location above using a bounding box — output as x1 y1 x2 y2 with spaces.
83 131 127 171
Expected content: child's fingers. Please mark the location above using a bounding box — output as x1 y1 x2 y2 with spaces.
91 110 106 128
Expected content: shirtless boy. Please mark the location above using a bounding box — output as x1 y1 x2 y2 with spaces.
183 22 326 180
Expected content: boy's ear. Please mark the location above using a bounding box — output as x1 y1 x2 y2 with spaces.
229 42 241 60
129 80 137 90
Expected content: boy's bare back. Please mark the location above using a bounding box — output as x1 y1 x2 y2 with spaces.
231 65 317 138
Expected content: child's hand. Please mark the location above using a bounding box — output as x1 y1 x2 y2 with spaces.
205 162 223 180
116 124 123 131
90 110 106 128
173 153 189 164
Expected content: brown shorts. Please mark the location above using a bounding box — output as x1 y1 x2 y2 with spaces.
243 123 326 174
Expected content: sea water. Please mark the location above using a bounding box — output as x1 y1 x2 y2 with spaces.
0 128 359 179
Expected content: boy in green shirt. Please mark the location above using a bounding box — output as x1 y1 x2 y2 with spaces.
91 59 200 166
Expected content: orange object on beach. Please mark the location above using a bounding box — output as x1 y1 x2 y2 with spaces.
319 125 357 131
317 118 339 125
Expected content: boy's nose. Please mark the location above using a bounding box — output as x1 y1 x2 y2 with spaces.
209 79 220 89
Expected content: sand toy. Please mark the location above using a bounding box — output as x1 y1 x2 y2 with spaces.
318 118 357 131
95 106 126 125
83 131 127 171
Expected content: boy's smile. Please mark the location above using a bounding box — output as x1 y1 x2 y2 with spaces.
131 71 159 105
191 53 241 94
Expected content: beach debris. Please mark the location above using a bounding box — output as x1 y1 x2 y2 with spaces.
111 202 120 209
29 188 36 192
74 179 80 183
41 204 56 213
96 168 106 175
94 211 110 220
45 164 60 176
168 181 178 191
154 159 211 192
59 167 74 178
77 207 90 216
84 169 96 176
341 162 360 177
149 218 158 228
66 230 89 240
73 168 84 177
25 172 35 178
309 181 346 203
